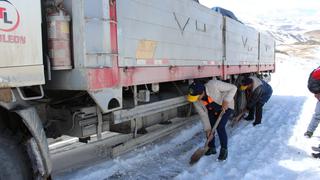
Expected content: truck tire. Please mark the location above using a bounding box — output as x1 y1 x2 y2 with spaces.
0 130 32 180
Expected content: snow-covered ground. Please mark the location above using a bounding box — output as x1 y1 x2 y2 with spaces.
55 52 320 179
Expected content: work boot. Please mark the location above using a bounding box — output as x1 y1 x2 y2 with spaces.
218 148 228 161
205 147 217 156
245 108 255 121
244 115 254 121
304 131 313 138
253 122 261 126
312 152 320 158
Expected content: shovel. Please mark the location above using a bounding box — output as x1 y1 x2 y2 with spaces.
189 110 225 165
230 110 246 127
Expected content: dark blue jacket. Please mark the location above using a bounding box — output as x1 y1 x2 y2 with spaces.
247 80 273 109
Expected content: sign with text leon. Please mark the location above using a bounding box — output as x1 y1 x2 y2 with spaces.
0 0 25 44
0 0 42 68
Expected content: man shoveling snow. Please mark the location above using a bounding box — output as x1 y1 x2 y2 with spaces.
187 79 237 162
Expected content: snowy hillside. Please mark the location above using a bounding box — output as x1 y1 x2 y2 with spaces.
243 10 320 60
245 16 320 45
199 0 320 45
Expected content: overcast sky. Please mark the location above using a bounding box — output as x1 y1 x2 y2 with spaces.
199 0 320 21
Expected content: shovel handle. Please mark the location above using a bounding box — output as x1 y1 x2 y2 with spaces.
233 111 245 122
205 110 225 146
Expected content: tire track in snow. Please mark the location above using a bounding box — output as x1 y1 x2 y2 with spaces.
57 95 307 180
56 122 206 180
230 97 304 179
242 99 297 177
241 97 304 179
207 101 285 178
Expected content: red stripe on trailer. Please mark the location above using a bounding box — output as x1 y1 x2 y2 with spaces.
88 63 275 90
162 59 169 64
89 0 119 90
120 66 223 86
88 65 222 89
258 64 275 72
224 65 260 75
109 0 120 86
145 59 154 65
109 0 118 56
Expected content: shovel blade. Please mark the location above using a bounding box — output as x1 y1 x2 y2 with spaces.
189 147 206 165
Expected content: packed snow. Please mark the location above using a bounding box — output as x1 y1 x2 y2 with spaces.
55 53 320 180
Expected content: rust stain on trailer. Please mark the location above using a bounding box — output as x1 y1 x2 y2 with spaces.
0 77 11 88
136 40 157 59
0 88 12 103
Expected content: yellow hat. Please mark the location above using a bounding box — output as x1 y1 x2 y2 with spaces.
187 82 204 102
187 94 199 102
240 85 248 91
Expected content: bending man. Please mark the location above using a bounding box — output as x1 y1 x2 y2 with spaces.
240 76 273 126
187 78 237 161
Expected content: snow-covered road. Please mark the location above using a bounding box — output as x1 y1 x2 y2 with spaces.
56 54 320 180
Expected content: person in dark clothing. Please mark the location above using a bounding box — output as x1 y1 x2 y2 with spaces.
240 76 273 126
206 102 233 155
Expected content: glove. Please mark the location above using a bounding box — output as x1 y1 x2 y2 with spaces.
206 130 215 141
222 101 229 111
205 130 211 139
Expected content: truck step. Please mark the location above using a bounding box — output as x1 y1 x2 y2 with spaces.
51 116 198 175
50 132 132 173
112 116 197 157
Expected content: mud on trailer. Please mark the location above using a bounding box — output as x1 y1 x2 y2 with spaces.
0 0 275 179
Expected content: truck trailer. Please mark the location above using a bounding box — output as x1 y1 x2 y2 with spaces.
0 0 275 179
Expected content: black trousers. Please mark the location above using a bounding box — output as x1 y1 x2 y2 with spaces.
207 108 233 149
247 102 264 124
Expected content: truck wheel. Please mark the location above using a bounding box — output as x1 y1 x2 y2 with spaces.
0 130 32 180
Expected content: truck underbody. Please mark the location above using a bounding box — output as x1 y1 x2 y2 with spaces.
0 0 275 179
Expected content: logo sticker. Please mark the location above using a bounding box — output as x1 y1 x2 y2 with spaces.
0 0 20 32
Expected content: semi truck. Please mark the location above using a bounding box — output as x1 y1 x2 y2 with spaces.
0 0 275 179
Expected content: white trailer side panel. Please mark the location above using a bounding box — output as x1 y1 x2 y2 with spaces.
63 0 112 68
47 0 113 90
117 0 224 67
259 33 275 65
225 17 259 66
0 0 44 87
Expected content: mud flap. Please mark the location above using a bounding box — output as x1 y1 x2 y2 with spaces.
15 107 52 178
